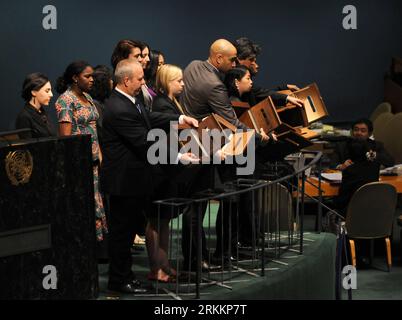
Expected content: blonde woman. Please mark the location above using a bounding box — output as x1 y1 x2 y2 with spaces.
152 65 214 273
144 64 187 282
152 64 185 115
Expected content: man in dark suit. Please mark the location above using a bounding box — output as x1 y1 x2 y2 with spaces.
336 139 381 215
333 118 394 170
335 139 381 267
180 39 270 263
234 37 304 108
182 39 261 132
101 59 198 293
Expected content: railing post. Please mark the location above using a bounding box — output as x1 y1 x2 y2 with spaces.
196 200 202 299
300 170 305 254
317 156 323 233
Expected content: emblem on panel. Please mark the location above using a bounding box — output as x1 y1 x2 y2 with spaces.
5 150 33 186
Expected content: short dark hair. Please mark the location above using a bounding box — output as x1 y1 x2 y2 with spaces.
21 73 49 102
56 60 91 94
110 39 142 70
351 118 373 133
90 65 113 103
234 37 261 60
224 65 250 98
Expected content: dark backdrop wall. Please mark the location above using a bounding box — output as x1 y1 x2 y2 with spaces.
1 0 401 131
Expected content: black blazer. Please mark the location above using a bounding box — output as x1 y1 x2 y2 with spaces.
152 94 182 115
332 137 394 168
247 84 288 107
15 104 56 139
100 90 179 197
336 161 380 215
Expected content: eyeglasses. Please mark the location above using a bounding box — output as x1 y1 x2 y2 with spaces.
229 56 238 63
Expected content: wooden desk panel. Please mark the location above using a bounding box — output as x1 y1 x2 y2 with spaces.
303 175 402 197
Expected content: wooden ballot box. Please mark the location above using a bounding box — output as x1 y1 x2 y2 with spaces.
236 98 282 135
277 83 328 128
291 83 329 124
232 96 313 152
177 113 254 158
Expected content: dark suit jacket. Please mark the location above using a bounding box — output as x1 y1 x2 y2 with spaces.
15 104 56 139
336 161 380 215
180 60 248 130
152 94 181 115
332 137 394 168
100 90 179 197
242 84 288 107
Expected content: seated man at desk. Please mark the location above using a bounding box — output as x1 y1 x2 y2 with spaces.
335 139 380 215
333 118 394 170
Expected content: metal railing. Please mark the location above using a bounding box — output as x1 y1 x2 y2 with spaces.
153 151 337 299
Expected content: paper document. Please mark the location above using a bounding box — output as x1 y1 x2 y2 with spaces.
321 172 342 183
380 164 402 175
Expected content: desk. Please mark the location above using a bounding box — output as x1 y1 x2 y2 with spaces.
304 175 402 197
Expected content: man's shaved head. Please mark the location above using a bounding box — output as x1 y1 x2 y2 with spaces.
209 39 237 57
208 39 237 73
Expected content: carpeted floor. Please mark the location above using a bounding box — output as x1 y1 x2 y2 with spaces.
98 202 337 300
303 205 402 300
98 203 402 300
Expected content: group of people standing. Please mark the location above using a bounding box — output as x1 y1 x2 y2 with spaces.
14 36 393 292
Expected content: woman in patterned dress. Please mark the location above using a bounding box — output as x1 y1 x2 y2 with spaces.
55 60 108 242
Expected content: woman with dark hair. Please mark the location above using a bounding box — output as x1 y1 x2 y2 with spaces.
110 39 143 70
90 65 113 144
138 40 151 70
55 60 108 242
16 73 56 138
110 39 152 109
137 41 153 109
224 65 253 102
144 50 165 97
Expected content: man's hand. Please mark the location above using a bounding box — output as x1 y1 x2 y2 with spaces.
181 115 199 127
336 159 353 171
215 149 227 161
287 96 304 107
179 152 200 164
270 132 278 142
287 84 300 91
260 128 270 141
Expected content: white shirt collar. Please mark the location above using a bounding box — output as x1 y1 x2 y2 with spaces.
115 87 136 105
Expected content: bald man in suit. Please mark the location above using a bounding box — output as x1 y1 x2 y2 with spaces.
180 39 269 262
